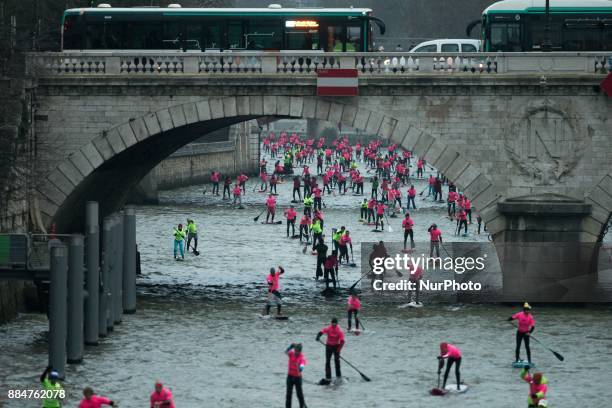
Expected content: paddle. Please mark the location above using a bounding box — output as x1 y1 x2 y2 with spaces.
317 340 371 382
202 188 208 196
253 208 266 222
349 247 356 267
187 242 200 256
430 358 446 396
384 213 393 232
418 187 428 197
508 321 564 361
350 269 371 290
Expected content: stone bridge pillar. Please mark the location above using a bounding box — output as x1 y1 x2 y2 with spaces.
494 194 597 302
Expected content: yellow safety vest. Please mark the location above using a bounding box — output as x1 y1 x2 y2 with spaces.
173 228 186 241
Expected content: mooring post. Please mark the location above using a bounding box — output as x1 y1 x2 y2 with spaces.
123 207 137 313
100 216 112 336
113 213 124 324
85 201 99 345
49 244 68 378
67 234 84 364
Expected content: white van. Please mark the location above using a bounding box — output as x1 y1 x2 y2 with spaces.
409 39 481 53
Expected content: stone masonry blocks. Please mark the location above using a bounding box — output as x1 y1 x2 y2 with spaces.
277 96 290 116
263 96 277 115
302 97 317 120
196 100 212 122
182 102 199 125
471 185 499 213
412 132 434 159
249 96 264 115
209 98 224 119
289 97 304 118
80 143 104 170
116 123 137 148
454 164 481 192
236 96 250 117
222 97 237 118
587 186 612 212
143 112 162 136
444 158 469 183
129 118 150 142
390 121 410 146
340 104 358 128
315 100 331 121
595 175 612 198
48 171 75 196
38 195 59 218
434 147 459 174
584 198 609 225
156 109 174 132
58 161 84 187
402 126 422 151
39 182 66 207
352 108 370 132
425 140 447 166
378 116 397 140
169 105 187 128
106 129 127 155
463 174 492 203
69 150 94 178
365 112 384 135
328 103 344 126
92 138 114 161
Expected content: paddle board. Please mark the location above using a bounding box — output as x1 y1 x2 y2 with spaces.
398 301 423 309
174 258 185 262
444 384 469 393
370 229 383 233
260 221 283 225
512 360 535 369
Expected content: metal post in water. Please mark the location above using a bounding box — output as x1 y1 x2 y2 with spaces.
123 207 137 314
107 216 117 331
113 213 124 324
99 217 112 336
85 201 99 345
49 244 68 378
67 235 84 364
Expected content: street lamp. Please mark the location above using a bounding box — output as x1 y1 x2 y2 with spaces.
542 0 552 51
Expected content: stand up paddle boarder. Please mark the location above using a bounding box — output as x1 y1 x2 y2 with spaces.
508 303 536 365
264 266 285 316
520 366 548 407
316 318 345 384
438 342 462 391
150 381 175 408
266 194 277 223
78 387 116 408
347 291 361 331
285 343 307 408
172 224 186 260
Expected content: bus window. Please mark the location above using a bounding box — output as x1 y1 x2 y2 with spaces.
327 26 345 51
228 21 244 49
126 22 161 49
490 23 521 51
346 26 361 51
86 21 123 49
413 44 437 52
203 23 221 49
562 26 601 51
246 19 282 50
63 15 82 49
286 29 319 50
604 27 612 51
441 43 459 52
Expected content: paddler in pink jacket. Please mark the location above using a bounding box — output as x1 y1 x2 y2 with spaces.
438 342 462 391
347 291 361 331
316 318 345 383
520 366 548 407
508 302 536 364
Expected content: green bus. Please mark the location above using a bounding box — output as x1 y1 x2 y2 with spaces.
478 0 612 51
61 4 385 52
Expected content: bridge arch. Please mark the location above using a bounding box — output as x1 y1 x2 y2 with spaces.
584 173 612 242
36 96 501 233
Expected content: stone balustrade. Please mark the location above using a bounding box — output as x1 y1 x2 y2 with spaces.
26 51 612 76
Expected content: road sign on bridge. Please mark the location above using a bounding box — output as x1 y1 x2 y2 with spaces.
316 69 358 96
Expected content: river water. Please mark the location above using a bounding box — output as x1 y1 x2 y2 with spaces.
2 153 612 407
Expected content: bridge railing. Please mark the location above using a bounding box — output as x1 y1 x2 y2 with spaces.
26 52 612 76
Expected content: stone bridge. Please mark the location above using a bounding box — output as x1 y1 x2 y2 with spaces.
26 51 612 300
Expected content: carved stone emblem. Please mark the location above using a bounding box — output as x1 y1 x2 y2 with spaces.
505 101 590 185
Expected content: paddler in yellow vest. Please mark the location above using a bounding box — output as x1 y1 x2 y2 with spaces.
332 226 346 253
40 366 64 408
186 218 198 253
311 218 323 251
173 223 186 260
303 194 314 217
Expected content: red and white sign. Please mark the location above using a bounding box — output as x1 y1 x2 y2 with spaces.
600 73 612 97
317 69 358 96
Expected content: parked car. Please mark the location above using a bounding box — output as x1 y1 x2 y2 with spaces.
409 39 481 53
